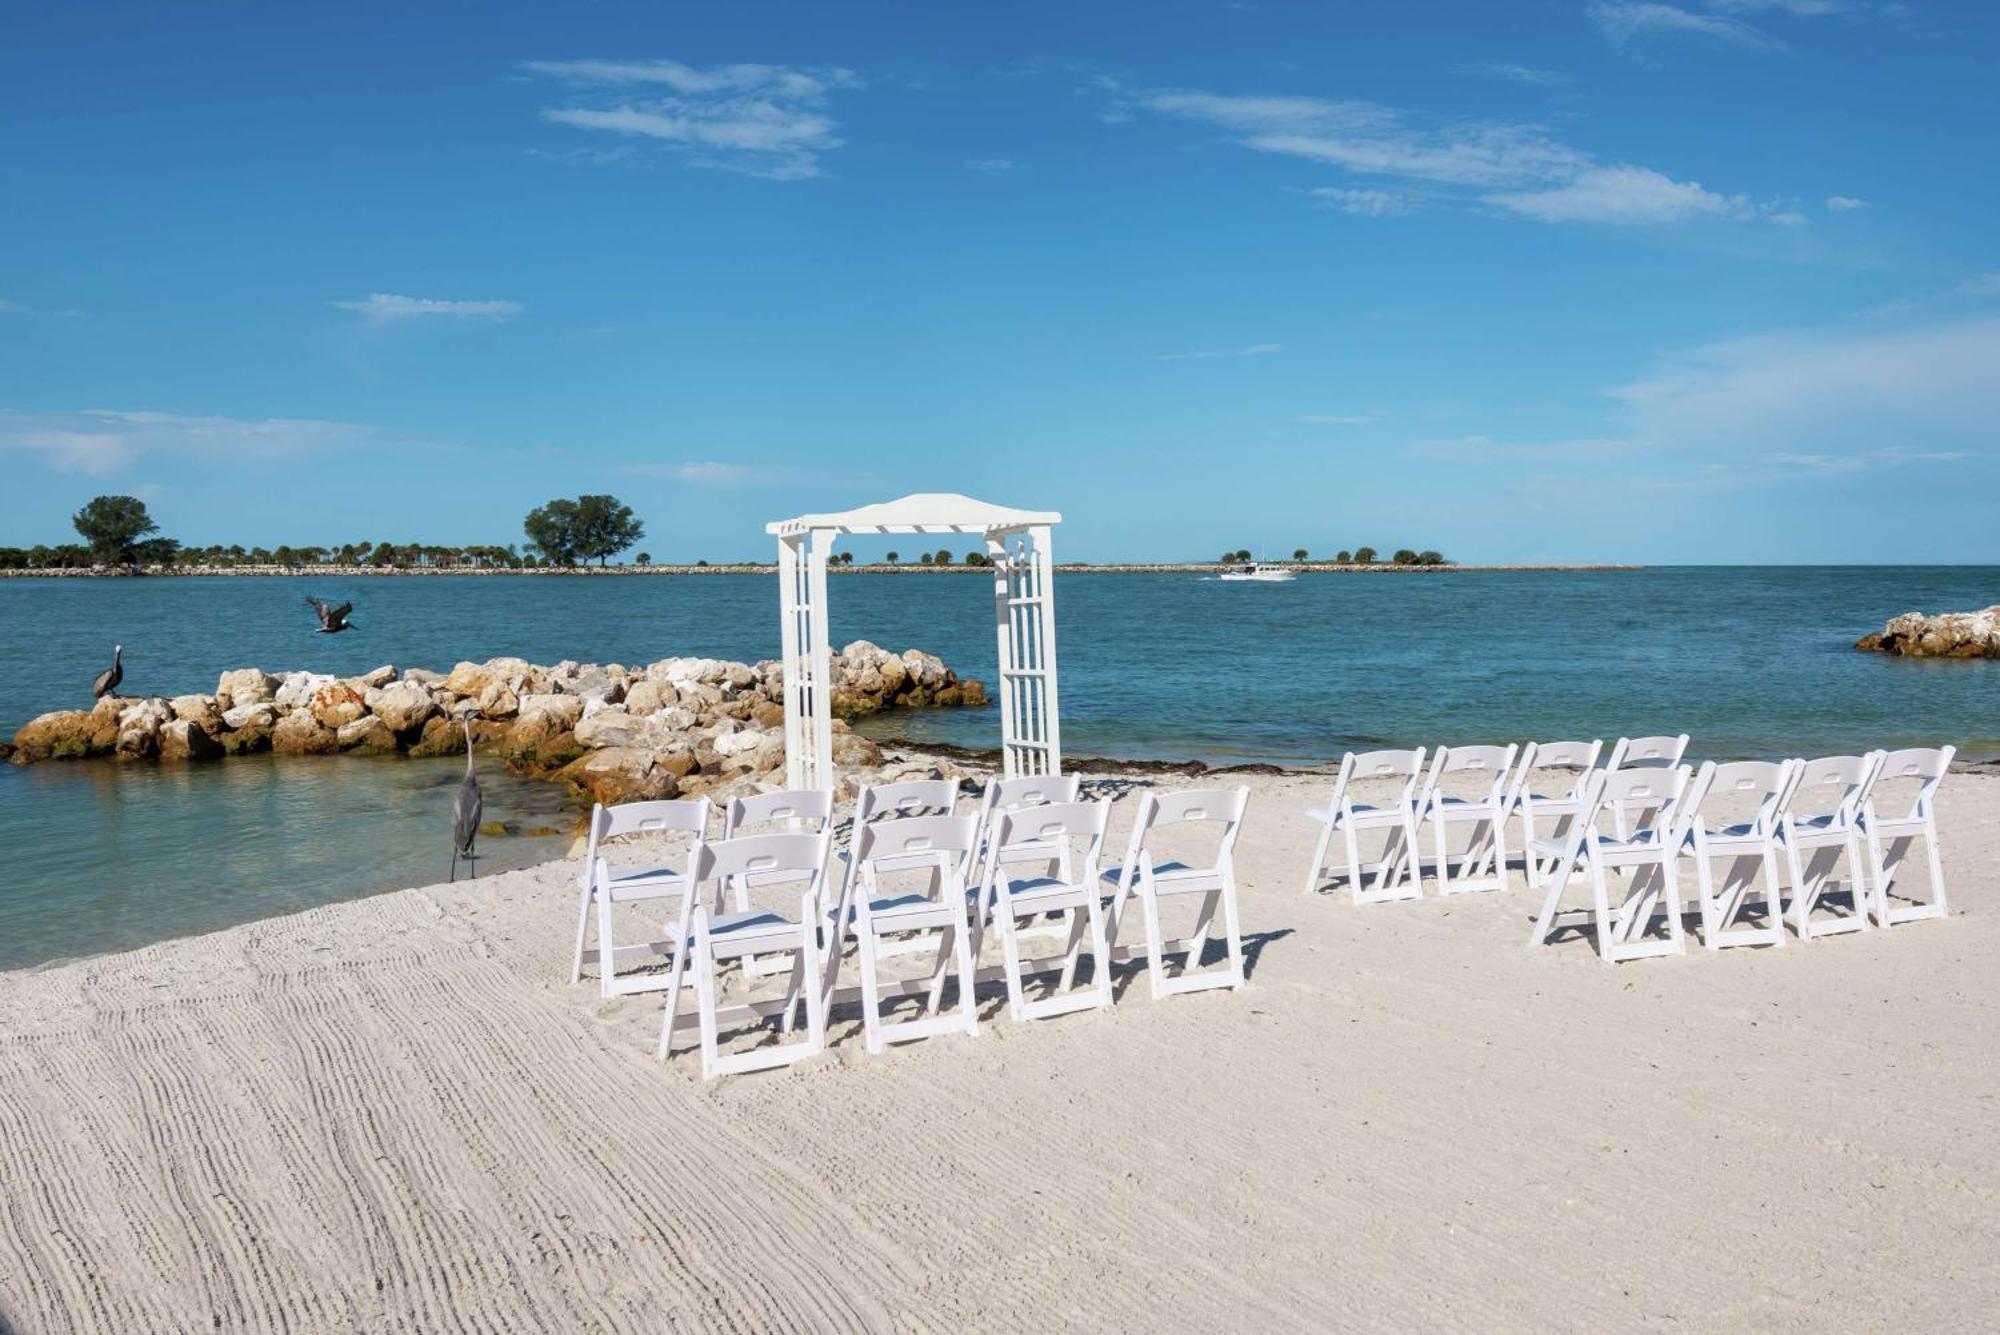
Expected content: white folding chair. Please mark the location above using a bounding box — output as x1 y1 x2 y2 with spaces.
1527 765 1691 962
1507 740 1605 890
1781 753 1882 940
835 778 960 929
1301 748 1426 902
720 788 834 975
1418 744 1518 894
834 814 982 1053
1608 734 1691 770
970 772 1083 938
570 797 712 998
657 831 833 1080
1863 746 1954 927
980 799 1114 1022
1680 760 1795 950
1103 786 1249 999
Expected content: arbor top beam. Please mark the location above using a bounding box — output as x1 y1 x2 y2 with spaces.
766 493 1061 538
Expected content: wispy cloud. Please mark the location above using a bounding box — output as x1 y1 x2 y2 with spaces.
1589 2 1790 53
1766 447 1969 473
1823 194 1867 212
1410 434 1638 462
1308 186 1416 217
0 410 418 477
1157 342 1284 361
524 57 860 180
1299 411 1386 424
1127 84 1779 227
1460 61 1571 86
0 297 86 318
333 293 522 321
1959 273 2000 297
965 157 1016 172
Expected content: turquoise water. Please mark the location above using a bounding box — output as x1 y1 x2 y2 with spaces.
1 568 1994 970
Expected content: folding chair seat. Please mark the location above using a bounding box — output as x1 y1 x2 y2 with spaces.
1780 753 1881 939
1507 740 1604 890
980 799 1115 1022
570 798 712 998
834 779 960 936
830 814 983 1053
1680 760 1794 949
1418 744 1519 894
719 787 834 975
657 831 834 1079
1301 748 1426 902
1527 766 1691 962
1102 787 1249 999
970 772 1082 938
1864 746 1954 926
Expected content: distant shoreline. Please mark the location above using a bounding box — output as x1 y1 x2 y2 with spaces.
0 561 1646 578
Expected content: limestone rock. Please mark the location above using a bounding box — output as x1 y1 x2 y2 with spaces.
310 682 368 729
336 717 399 754
373 682 438 733
215 668 275 710
409 714 470 758
554 746 678 805
624 679 679 716
271 710 338 755
358 664 398 688
11 709 102 761
221 703 276 731
516 694 583 731
169 694 223 733
1858 606 2000 659
159 718 224 761
275 671 336 711
574 710 660 750
476 680 519 719
401 667 446 687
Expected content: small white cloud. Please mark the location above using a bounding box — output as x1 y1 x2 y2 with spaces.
526 57 859 180
1308 187 1415 217
1958 273 2000 297
1486 164 1749 225
965 157 1016 171
333 293 522 321
1410 434 1637 462
1157 342 1284 361
1589 1 1788 52
673 461 754 484
1298 411 1385 424
0 409 417 477
1824 195 1867 211
1460 61 1570 86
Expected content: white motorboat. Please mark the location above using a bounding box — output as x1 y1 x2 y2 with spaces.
1218 561 1296 582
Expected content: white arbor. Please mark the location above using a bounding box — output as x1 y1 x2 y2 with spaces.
767 493 1063 790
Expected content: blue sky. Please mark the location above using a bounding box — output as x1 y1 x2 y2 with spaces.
2 0 1996 563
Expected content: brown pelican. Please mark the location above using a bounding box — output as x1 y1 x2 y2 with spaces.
305 597 356 633
92 645 123 699
449 717 483 882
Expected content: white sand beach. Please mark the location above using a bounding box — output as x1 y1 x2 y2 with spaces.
3 761 1996 1333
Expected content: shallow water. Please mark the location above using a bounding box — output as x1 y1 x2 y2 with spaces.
1 567 1994 970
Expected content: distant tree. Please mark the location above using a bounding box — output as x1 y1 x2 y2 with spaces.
839 551 856 565
1392 548 1419 565
0 547 28 569
1335 549 1352 564
1353 546 1377 565
1220 552 1238 564
133 537 181 565
1293 548 1308 562
1234 549 1253 563
368 541 397 567
1416 550 1446 566
885 551 899 564
933 547 952 566
72 495 160 564
635 551 652 566
919 552 933 565
695 558 709 567
963 550 988 566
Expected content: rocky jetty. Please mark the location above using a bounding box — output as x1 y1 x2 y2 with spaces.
8 642 987 805
1856 607 2000 659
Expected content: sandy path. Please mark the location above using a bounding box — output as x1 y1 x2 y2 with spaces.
2 768 1996 1332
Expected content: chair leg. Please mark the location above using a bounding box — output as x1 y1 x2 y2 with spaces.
1924 827 1949 918
692 913 720 1081
596 892 618 999
857 925 886 1054
1589 856 1615 963
1432 811 1452 894
1342 825 1365 901
1141 887 1169 1000
1083 889 1114 1007
571 881 594 984
801 907 827 1056
997 902 1028 1023
1304 823 1334 896
657 902 694 1060
1527 845 1577 948
1219 874 1245 987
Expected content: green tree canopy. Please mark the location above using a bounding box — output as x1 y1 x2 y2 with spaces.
1392 548 1419 565
1335 549 1352 563
72 495 160 564
1293 548 1308 561
526 494 646 567
1353 545 1377 564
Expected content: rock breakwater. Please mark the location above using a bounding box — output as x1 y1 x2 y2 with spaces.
1856 607 2000 659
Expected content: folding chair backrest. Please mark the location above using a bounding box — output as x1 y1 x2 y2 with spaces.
1427 744 1519 803
693 831 831 906
1506 739 1603 805
1339 747 1426 806
1784 754 1877 823
1869 745 1954 822
855 778 959 824
724 787 834 837
1598 763 1689 834
975 772 1081 845
853 814 979 897
1609 734 1690 770
1687 759 1793 835
586 797 713 865
992 799 1110 884
1144 785 1250 859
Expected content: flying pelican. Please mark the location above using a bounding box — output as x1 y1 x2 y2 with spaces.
92 645 123 699
449 716 483 883
305 597 356 633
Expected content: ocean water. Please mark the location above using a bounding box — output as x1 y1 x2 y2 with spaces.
1 568 1994 970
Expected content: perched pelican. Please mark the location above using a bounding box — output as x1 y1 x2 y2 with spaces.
92 645 124 699
305 597 356 633
449 717 483 883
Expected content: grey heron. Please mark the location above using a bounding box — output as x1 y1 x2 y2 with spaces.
92 645 123 700
449 717 483 882
305 597 356 633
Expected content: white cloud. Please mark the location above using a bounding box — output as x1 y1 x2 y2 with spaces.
1308 186 1417 217
1157 342 1284 361
672 461 754 484
1589 2 1789 52
0 298 20 313
1128 85 1766 229
0 410 414 477
1610 317 2000 462
1824 195 1866 211
1299 411 1386 424
965 157 1016 171
1959 273 2000 297
526 57 859 180
333 293 521 321
1410 434 1638 462
1460 62 1571 86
